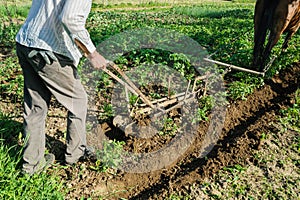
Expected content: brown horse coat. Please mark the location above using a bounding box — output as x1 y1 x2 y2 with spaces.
253 0 300 71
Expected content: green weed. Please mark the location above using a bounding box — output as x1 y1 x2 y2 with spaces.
0 56 23 101
0 22 21 47
158 117 178 136
279 89 300 132
90 140 125 172
227 72 264 100
196 95 215 121
102 103 114 117
223 164 245 173
0 4 29 19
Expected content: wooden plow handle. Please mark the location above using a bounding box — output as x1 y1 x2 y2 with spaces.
105 61 155 108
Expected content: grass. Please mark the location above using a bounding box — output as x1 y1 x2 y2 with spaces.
0 144 66 199
172 2 255 17
0 3 29 20
0 112 67 199
0 56 23 101
93 0 255 6
279 89 300 132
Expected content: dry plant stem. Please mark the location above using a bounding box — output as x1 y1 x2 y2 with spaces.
130 97 142 117
138 74 209 107
153 93 196 119
203 76 208 97
134 93 196 118
125 87 131 113
139 92 187 107
136 97 179 115
192 74 210 92
168 76 171 98
184 80 191 101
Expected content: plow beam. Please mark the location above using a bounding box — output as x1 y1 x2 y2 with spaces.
204 58 265 76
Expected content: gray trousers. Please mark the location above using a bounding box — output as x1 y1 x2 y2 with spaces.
16 43 87 173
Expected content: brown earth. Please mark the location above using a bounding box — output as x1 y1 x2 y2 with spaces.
1 62 298 199
50 62 298 199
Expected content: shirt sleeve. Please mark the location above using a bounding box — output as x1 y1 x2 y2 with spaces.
60 0 96 55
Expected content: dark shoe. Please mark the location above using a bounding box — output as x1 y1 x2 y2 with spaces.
79 146 97 162
65 146 97 165
22 153 55 176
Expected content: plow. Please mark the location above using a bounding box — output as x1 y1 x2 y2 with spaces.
103 61 205 135
101 55 273 135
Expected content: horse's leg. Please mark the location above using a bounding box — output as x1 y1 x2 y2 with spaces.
261 30 282 70
253 0 268 68
282 31 293 51
261 0 289 71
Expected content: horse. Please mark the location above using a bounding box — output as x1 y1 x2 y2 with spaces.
253 0 300 71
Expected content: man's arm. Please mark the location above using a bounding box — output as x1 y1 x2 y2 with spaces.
60 0 106 68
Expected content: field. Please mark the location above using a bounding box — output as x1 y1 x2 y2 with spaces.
0 0 300 199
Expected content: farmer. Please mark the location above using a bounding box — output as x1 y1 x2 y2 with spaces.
16 0 106 175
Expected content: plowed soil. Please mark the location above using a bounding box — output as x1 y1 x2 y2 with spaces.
50 62 299 199
1 63 298 199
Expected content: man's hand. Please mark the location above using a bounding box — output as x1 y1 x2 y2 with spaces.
87 51 107 69
28 50 58 65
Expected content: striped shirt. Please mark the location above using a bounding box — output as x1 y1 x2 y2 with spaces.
16 0 96 66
